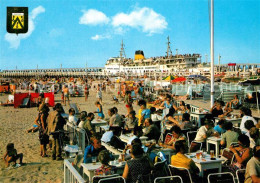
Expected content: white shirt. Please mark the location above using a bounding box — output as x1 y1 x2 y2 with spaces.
151 114 163 122
78 120 85 128
194 126 215 142
240 115 257 133
68 115 78 126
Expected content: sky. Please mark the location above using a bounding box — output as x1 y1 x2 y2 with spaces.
0 0 259 70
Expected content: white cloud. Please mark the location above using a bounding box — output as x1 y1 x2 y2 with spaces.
91 34 111 40
4 6 45 49
112 7 167 35
79 9 110 25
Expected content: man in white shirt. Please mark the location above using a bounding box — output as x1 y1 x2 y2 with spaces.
240 108 257 133
194 120 219 143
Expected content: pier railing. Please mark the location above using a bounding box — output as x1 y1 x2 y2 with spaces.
64 159 85 183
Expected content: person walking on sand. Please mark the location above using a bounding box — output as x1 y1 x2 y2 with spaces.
63 85 70 106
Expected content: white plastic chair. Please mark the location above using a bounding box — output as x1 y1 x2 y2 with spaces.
154 175 183 183
207 172 235 183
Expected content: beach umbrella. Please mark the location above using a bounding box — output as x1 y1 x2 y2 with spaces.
163 75 175 81
171 77 186 82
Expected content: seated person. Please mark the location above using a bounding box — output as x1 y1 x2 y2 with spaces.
83 135 106 163
108 108 122 127
210 101 224 118
142 118 160 141
78 111 87 128
177 101 188 114
95 150 115 175
125 110 138 131
194 120 219 143
244 120 256 138
159 125 187 151
165 107 179 126
220 122 239 148
68 108 78 126
214 119 226 135
245 146 260 183
179 113 193 130
122 145 153 183
171 141 199 175
229 134 253 171
3 143 23 167
83 113 95 137
226 94 240 109
240 107 257 134
150 107 163 122
249 127 260 148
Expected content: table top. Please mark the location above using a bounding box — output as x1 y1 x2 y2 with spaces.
101 142 122 155
191 112 207 115
207 136 222 142
91 119 107 124
81 161 125 171
186 153 223 164
100 125 110 131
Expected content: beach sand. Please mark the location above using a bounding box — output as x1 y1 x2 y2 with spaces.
0 89 259 182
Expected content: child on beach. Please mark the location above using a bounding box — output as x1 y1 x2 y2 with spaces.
3 143 23 167
26 124 39 133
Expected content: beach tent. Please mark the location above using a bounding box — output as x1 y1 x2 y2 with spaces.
171 77 186 82
14 93 29 108
44 92 55 107
163 75 175 81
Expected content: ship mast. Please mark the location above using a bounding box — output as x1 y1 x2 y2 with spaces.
119 40 126 59
166 36 173 58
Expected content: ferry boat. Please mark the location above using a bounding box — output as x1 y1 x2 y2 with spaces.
104 37 202 75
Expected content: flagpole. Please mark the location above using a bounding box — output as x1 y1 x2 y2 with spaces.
210 0 215 108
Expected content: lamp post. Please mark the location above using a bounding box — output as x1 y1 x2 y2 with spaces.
210 0 215 108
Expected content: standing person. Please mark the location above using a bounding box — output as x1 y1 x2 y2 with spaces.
35 104 50 157
138 100 151 126
63 85 70 106
46 103 66 160
125 91 133 116
94 101 105 119
96 85 102 104
84 83 89 102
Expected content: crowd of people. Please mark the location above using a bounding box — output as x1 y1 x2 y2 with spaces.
2 78 260 183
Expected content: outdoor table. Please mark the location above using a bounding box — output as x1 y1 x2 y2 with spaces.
81 161 125 182
100 125 110 132
91 119 108 132
151 146 174 163
101 142 122 155
190 113 206 127
215 117 241 127
185 152 224 177
206 136 221 157
119 134 132 144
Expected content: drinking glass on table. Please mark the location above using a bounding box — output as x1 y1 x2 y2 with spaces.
196 151 201 160
210 150 214 158
92 156 97 164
